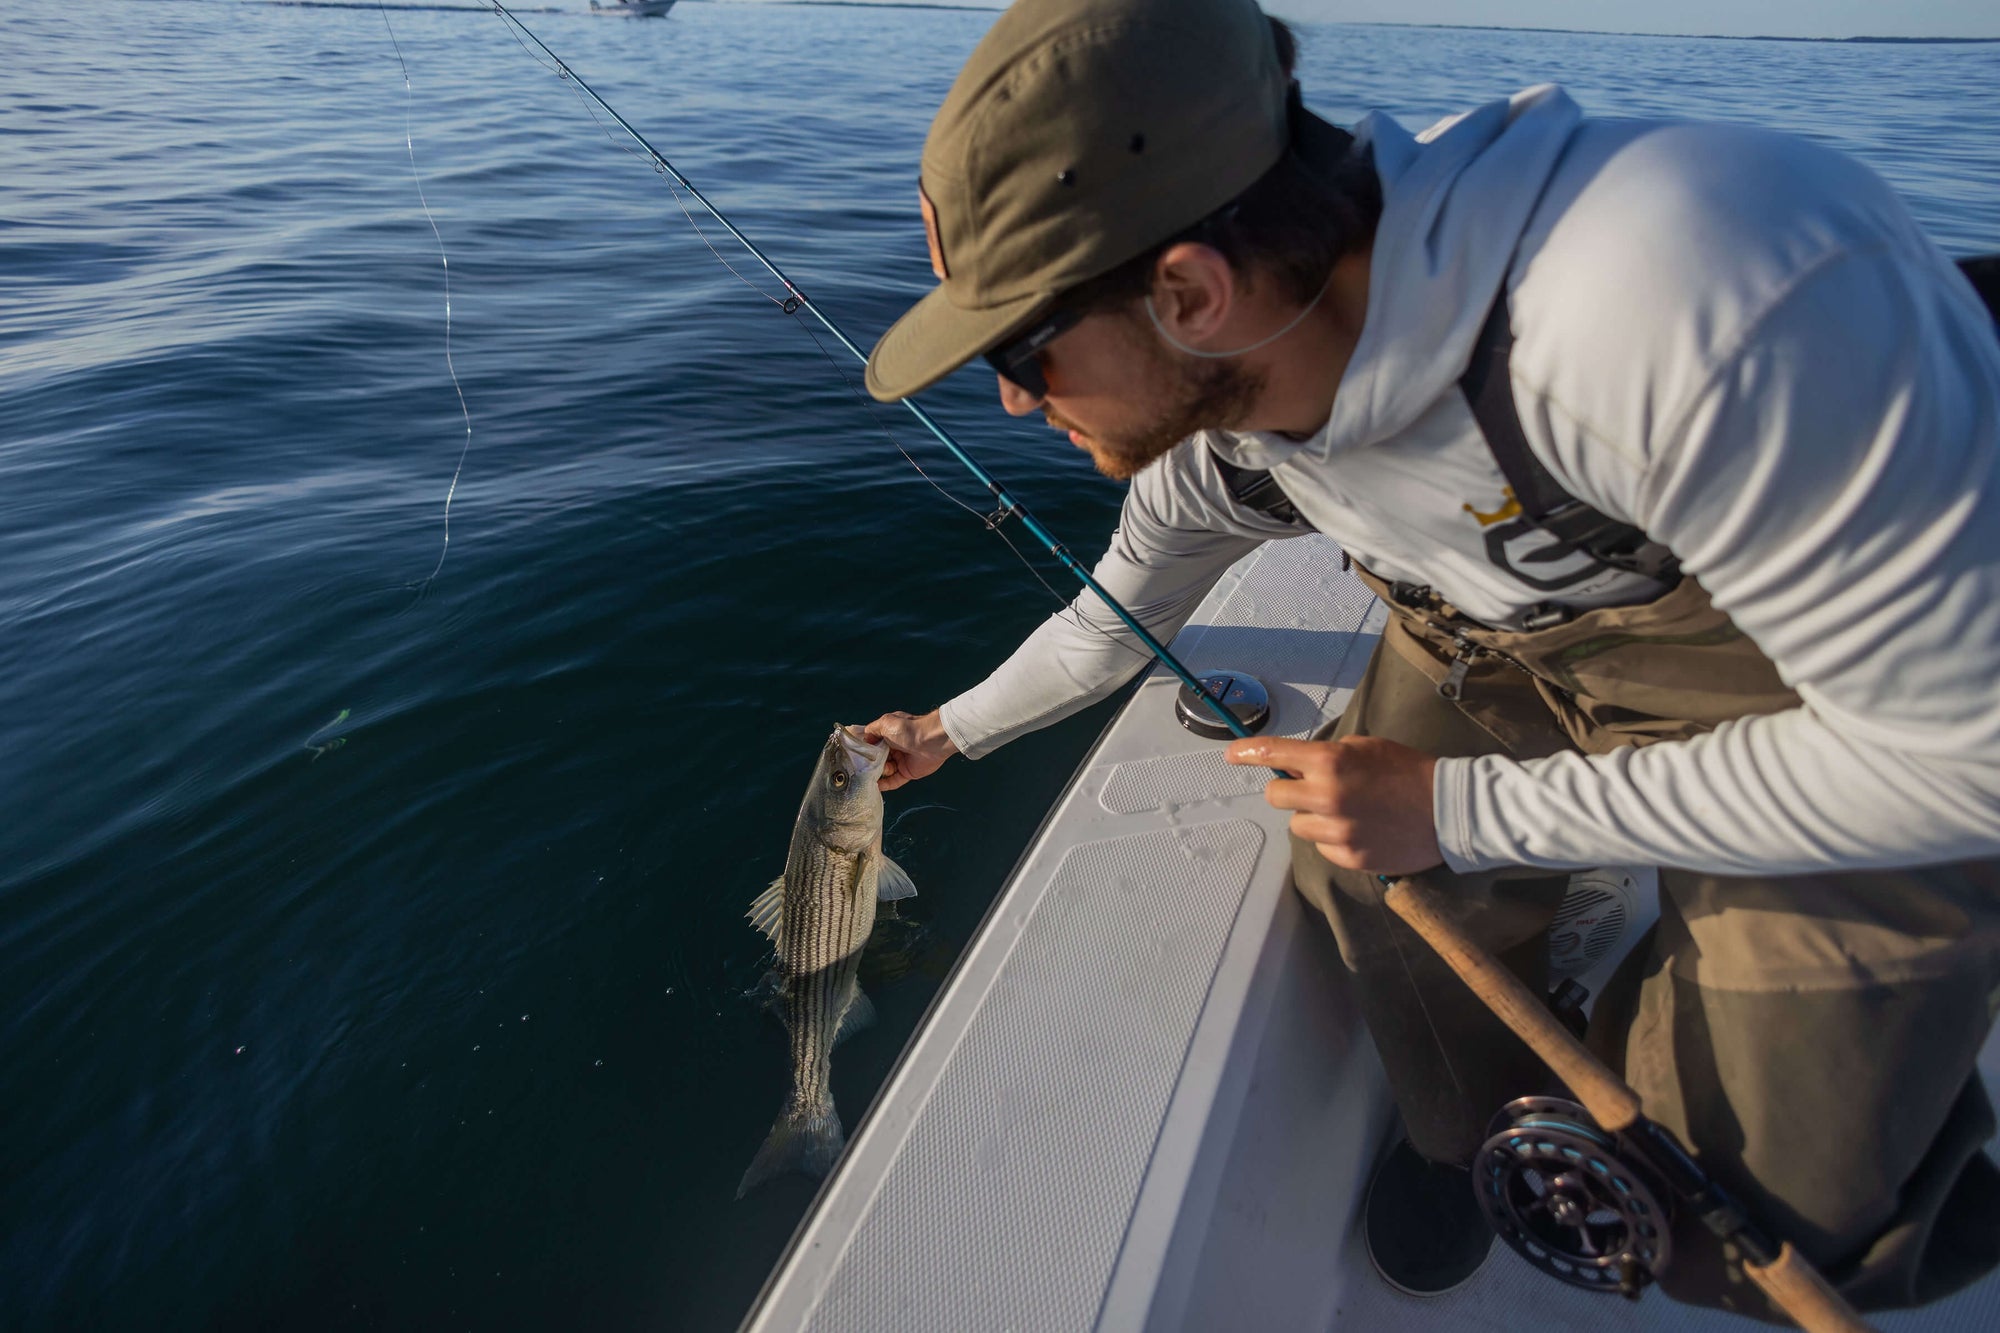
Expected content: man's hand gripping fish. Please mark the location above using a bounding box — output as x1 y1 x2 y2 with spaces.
738 725 916 1196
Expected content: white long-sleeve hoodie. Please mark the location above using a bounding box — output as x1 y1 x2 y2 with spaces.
937 86 2000 878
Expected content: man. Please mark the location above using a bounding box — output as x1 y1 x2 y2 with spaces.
860 0 2000 1316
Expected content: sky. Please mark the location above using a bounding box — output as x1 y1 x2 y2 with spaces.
1257 1 1998 40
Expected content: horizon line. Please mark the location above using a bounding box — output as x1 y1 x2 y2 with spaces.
1331 17 2000 45
758 0 2000 41
244 0 2000 41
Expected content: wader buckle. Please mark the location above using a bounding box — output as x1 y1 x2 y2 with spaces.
1389 580 1433 609
1520 603 1575 632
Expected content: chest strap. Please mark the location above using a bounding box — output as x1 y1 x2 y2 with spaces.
1457 293 1680 584
1208 304 1677 586
1211 450 1315 529
1211 254 2000 577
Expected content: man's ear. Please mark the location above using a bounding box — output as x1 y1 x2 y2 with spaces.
1149 243 1238 348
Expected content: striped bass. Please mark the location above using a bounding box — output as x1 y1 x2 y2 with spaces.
738 725 916 1196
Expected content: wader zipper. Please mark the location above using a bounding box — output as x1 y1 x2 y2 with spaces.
1385 581 1546 701
1440 635 1477 701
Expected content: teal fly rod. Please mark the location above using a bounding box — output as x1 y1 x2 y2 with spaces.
487 0 1258 742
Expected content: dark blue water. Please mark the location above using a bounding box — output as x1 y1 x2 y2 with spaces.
2 2 1994 1328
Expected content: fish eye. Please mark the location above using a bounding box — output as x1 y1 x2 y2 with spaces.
830 770 849 789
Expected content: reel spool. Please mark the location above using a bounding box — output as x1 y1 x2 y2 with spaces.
1475 1096 1672 1296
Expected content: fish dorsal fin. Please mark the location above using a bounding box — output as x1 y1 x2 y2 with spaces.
876 855 917 903
747 876 785 948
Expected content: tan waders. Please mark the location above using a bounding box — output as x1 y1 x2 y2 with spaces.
1295 568 2000 1320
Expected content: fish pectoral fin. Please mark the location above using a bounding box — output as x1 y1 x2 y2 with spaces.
876 855 917 903
750 968 784 1017
833 986 876 1047
747 877 786 948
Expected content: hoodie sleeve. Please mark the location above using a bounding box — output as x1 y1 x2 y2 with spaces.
1435 245 2000 874
938 441 1300 760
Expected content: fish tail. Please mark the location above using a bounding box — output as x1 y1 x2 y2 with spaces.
735 1101 844 1198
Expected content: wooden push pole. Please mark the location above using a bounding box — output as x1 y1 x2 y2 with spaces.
1382 877 1873 1333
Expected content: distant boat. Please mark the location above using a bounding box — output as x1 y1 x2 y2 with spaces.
589 0 675 16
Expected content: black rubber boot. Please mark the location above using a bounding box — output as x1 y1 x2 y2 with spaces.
1364 1137 1496 1297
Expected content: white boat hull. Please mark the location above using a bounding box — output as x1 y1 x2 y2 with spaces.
745 533 2000 1331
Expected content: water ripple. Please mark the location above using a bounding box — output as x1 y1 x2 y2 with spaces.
1 2 1995 1330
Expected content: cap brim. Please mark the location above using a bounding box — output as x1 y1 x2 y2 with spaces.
866 107 1355 404
865 282 1051 402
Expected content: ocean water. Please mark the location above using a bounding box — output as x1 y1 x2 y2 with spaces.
1 1 1994 1328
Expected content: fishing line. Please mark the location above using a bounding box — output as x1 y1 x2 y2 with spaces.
886 803 957 837
496 1 1154 667
479 0 1257 739
1375 886 1467 1102
782 288 1157 665
411 3 1131 661
485 0 1115 641
497 16 794 311
379 3 473 589
489 4 1049 564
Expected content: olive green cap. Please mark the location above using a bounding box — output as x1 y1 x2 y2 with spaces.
865 0 1294 402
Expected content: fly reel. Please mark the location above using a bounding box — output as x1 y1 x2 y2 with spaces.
1475 1096 1672 1296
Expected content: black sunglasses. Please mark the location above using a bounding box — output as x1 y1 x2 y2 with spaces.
983 306 1083 398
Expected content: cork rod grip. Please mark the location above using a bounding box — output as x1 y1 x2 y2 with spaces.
1383 877 1643 1132
1743 1245 1874 1333
1385 878 1878 1333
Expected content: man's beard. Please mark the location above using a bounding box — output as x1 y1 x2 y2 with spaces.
1050 351 1266 482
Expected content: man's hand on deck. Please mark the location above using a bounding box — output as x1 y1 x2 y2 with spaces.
865 709 960 791
1225 736 1443 876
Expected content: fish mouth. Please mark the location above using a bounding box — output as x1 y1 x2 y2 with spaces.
836 724 890 777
